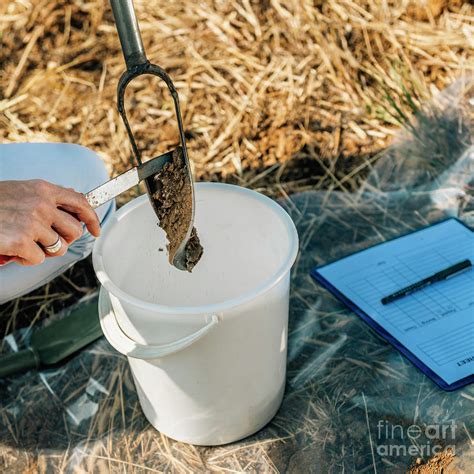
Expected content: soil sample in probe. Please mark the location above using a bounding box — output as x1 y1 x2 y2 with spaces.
149 147 203 271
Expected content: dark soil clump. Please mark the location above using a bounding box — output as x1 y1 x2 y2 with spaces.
182 228 203 270
149 147 203 271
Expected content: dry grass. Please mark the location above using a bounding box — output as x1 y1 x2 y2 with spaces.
1 0 473 192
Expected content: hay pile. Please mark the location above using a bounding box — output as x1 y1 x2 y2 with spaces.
1 0 473 189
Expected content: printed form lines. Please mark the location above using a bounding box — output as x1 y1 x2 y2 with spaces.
418 323 474 365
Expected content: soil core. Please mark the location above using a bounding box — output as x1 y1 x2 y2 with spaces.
149 147 203 271
409 449 456 474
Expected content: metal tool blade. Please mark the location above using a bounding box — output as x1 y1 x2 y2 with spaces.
85 150 173 209
137 150 173 181
86 167 138 209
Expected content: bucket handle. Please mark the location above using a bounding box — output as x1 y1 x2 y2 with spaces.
99 290 219 360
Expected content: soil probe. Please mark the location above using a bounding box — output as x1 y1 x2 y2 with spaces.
109 0 197 271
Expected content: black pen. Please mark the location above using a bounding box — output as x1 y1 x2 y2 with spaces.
381 259 472 305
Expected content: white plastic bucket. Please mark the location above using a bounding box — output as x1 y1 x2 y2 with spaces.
93 182 299 445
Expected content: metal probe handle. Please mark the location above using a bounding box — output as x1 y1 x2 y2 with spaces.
110 0 147 69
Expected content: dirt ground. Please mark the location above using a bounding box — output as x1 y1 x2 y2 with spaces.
409 449 457 474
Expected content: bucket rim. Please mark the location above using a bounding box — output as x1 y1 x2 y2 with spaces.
93 182 299 315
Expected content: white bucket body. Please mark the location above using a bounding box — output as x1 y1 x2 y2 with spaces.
93 183 298 445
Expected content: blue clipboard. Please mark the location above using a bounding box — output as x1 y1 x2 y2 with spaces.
311 218 474 391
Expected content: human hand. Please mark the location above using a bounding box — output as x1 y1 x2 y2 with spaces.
0 179 100 265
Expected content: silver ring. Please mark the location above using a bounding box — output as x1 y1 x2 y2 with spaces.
44 236 62 254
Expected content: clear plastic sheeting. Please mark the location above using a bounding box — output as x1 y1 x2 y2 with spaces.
1 78 473 473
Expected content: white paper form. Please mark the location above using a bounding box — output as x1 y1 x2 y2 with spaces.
317 219 474 386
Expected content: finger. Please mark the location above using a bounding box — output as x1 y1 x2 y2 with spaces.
52 209 84 244
16 241 46 266
54 188 101 237
2 222 46 265
36 225 68 258
43 236 68 258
